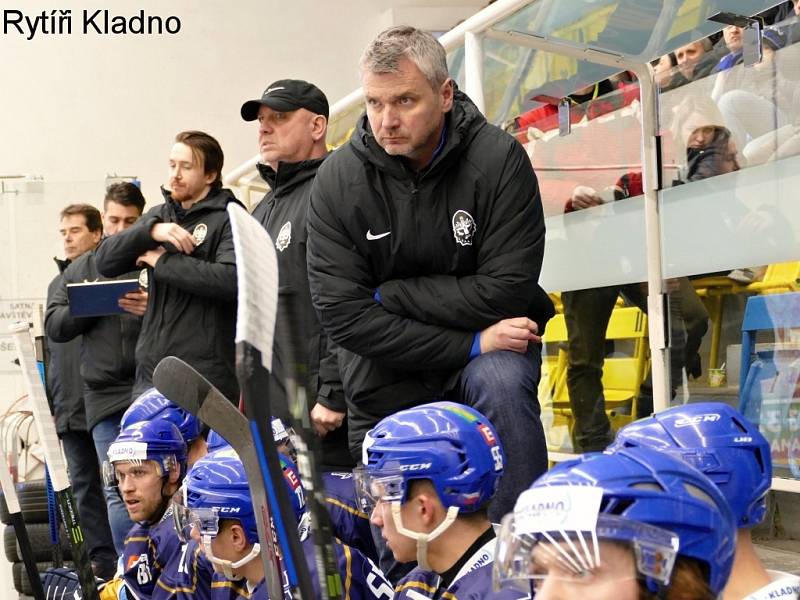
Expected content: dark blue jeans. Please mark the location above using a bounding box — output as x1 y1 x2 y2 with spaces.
91 411 134 554
449 346 548 522
60 430 117 567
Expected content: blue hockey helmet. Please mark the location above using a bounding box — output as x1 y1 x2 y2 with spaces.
122 388 202 445
106 419 188 482
610 402 771 528
206 429 230 452
357 401 504 514
494 447 736 596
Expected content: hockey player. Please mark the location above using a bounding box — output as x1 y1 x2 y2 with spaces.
494 446 737 599
180 446 393 600
104 420 187 600
121 388 207 467
355 401 520 600
611 402 800 600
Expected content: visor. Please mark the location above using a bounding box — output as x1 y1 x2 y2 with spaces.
493 512 679 591
353 465 406 513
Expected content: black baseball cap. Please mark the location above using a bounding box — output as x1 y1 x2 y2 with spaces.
240 79 329 121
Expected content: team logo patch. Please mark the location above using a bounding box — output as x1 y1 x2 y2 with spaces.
193 223 208 245
452 210 476 246
138 269 149 289
276 221 292 252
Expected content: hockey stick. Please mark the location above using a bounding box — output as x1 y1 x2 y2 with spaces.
228 204 342 600
10 321 100 600
151 356 286 600
0 457 46 600
227 202 316 600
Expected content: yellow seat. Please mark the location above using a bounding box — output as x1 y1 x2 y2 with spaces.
693 262 800 369
543 305 649 438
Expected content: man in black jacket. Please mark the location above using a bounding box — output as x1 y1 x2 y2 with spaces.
46 203 116 579
307 26 554 526
241 79 353 470
96 131 241 402
46 183 146 553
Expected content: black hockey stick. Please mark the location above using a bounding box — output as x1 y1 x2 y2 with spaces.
10 321 100 600
227 202 316 600
228 204 342 600
0 457 46 600
152 356 286 600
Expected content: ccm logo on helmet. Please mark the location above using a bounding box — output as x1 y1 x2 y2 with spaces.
218 507 241 514
674 414 721 428
400 463 432 472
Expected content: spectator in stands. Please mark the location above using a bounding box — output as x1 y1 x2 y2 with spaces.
46 183 146 554
675 38 718 81
713 25 745 73
95 131 242 402
240 79 353 471
652 52 683 90
307 24 553 535
45 204 117 579
713 29 795 154
560 176 709 452
775 0 800 44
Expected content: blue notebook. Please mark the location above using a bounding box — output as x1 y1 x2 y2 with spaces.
67 279 141 317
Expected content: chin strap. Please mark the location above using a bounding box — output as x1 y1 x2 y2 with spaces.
391 502 460 571
202 534 261 580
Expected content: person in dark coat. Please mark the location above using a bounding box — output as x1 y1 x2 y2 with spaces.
95 131 241 402
46 183 146 553
306 26 554 531
46 203 116 579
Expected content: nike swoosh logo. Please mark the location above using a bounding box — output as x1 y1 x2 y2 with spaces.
366 230 391 241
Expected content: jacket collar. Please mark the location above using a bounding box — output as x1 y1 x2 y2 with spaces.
53 257 70 273
159 183 242 216
256 155 327 196
350 88 485 178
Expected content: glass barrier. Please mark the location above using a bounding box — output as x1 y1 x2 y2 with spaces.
658 29 800 481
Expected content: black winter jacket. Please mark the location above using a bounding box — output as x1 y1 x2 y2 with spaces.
45 259 87 434
45 243 141 429
307 91 554 457
95 185 241 401
253 158 353 469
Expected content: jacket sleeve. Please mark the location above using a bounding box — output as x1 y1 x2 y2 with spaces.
151 219 237 302
314 335 346 413
44 263 96 342
378 140 547 331
307 174 473 371
95 212 162 277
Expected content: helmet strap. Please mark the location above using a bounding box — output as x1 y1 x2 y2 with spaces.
390 502 460 571
202 533 261 580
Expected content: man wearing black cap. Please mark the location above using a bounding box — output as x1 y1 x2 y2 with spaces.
241 79 354 472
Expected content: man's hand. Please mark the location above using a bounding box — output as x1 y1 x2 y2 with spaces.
310 404 345 437
480 317 541 354
570 185 603 210
118 290 148 316
137 247 166 268
151 223 196 254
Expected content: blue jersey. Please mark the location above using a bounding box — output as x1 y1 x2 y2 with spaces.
122 510 182 600
323 471 378 563
395 536 528 600
210 573 260 600
152 538 216 600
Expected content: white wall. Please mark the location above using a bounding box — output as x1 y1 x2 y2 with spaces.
0 0 485 594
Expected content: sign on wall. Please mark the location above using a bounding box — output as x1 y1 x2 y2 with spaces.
0 299 43 372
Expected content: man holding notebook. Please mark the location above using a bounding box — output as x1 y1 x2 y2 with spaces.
45 182 147 554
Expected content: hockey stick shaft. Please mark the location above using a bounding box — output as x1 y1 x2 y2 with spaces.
152 355 286 600
0 460 46 600
10 322 99 600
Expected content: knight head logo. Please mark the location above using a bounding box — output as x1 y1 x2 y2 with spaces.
193 223 208 246
452 210 476 246
276 221 292 252
138 269 149 290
